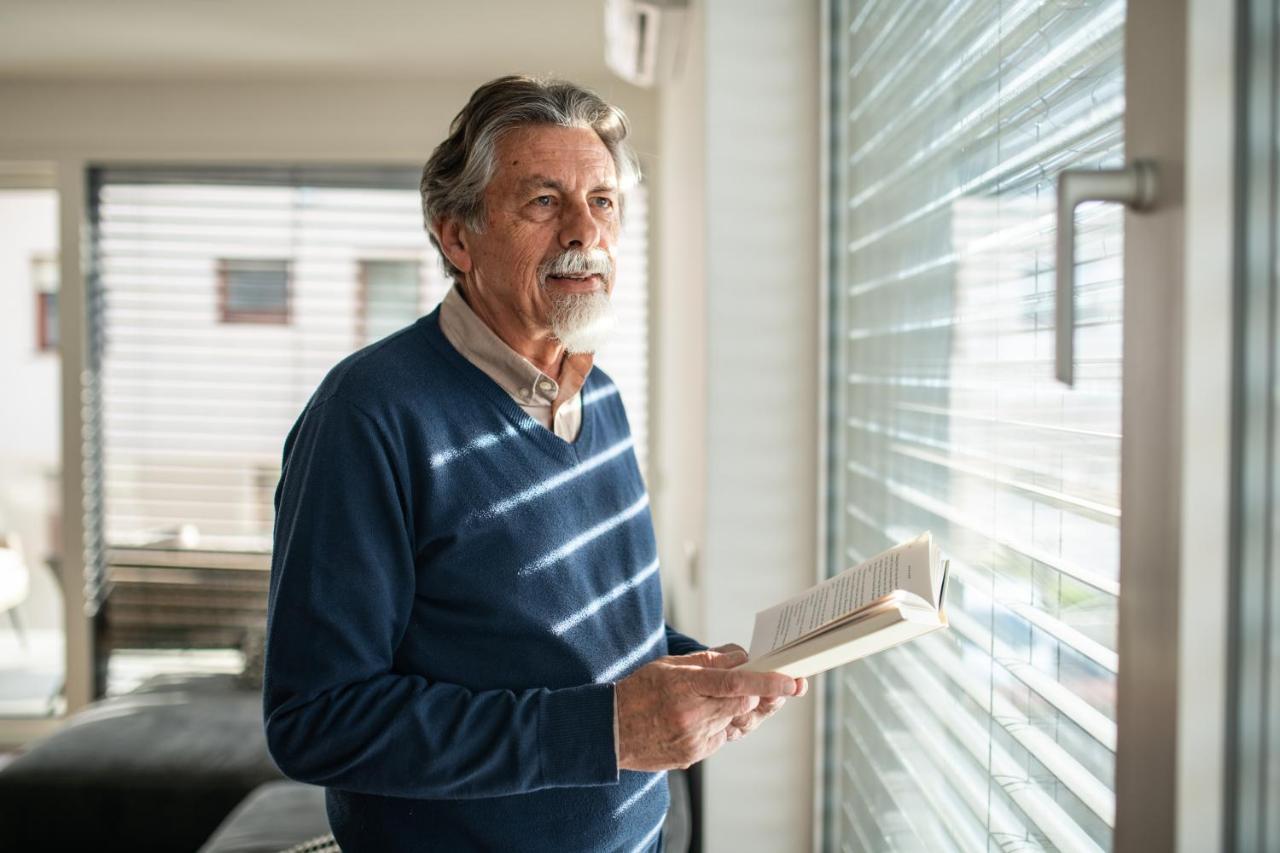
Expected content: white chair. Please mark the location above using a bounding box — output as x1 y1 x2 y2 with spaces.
0 535 32 650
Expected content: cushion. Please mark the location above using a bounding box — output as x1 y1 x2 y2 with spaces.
0 673 284 852
198 780 329 853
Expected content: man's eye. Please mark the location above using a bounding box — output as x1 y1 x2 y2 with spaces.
592 197 615 210
532 196 553 206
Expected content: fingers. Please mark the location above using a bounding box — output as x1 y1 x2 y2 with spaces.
735 696 784 721
703 647 749 669
675 646 748 670
687 666 798 699
729 696 785 732
617 657 802 771
702 694 760 730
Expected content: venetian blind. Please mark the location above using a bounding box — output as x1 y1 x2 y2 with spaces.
827 2 1125 851
84 166 651 614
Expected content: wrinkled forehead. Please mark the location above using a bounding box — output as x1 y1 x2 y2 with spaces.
490 125 619 192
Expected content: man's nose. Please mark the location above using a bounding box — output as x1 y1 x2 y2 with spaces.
559 198 602 251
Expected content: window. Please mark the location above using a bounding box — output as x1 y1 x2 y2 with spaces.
82 166 652 664
81 167 446 690
87 167 438 564
0 176 65 717
825 2 1125 851
358 258 421 345
32 253 58 352
218 258 290 324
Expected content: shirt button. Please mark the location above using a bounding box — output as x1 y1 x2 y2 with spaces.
538 380 555 394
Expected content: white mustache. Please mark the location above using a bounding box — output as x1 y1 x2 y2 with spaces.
539 249 613 282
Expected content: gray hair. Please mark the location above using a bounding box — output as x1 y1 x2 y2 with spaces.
419 75 641 284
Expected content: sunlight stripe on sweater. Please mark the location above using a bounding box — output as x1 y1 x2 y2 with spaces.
428 384 618 469
518 493 650 577
582 383 620 406
552 558 660 636
596 624 665 683
613 771 665 819
429 423 530 468
481 437 634 520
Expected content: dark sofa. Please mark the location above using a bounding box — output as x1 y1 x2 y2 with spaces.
0 671 694 852
0 673 304 852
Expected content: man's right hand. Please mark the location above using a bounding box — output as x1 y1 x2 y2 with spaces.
614 648 800 771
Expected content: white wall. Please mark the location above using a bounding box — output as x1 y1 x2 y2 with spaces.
0 77 657 164
654 1 822 849
652 2 709 643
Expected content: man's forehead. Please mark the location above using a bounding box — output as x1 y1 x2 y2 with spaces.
514 173 617 194
493 125 617 185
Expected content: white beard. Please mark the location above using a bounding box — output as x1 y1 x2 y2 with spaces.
547 290 616 354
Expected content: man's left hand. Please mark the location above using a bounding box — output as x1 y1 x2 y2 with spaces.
695 643 808 742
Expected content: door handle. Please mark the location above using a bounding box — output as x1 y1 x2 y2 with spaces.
1055 160 1158 386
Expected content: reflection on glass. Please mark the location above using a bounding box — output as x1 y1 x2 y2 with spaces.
829 1 1124 850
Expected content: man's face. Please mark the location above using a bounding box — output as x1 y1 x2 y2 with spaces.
447 123 621 346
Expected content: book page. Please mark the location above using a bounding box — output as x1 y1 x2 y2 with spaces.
747 532 936 659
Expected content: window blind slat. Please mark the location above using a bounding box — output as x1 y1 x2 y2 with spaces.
858 656 1106 853
946 607 1118 750
828 1 1125 849
845 687 998 850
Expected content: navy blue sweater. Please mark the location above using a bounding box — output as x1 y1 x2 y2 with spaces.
263 307 705 852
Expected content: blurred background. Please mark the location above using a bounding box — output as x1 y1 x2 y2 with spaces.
0 0 1261 851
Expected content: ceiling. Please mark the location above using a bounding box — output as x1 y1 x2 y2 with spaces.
0 1 616 80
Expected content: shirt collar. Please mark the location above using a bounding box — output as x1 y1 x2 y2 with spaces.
438 284 593 408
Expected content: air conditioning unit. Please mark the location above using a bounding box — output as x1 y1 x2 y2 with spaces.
604 0 690 88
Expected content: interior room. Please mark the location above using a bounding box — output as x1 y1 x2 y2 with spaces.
0 0 1267 851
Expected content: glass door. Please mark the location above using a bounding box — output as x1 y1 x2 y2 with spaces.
824 1 1184 849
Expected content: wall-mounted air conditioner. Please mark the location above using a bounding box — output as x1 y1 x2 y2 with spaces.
603 0 689 88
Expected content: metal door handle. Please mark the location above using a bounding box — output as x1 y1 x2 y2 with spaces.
1055 160 1158 386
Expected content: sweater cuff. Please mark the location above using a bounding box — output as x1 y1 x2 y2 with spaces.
539 682 619 787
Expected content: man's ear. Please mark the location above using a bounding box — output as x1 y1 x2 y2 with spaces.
434 217 474 275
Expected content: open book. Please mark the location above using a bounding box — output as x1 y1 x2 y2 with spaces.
737 532 950 678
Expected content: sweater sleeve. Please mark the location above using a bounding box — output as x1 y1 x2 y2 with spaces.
263 393 619 800
664 624 708 656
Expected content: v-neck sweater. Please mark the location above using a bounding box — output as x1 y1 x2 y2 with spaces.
263 307 703 852
438 283 589 440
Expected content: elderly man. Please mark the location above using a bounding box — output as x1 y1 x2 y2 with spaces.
263 75 805 852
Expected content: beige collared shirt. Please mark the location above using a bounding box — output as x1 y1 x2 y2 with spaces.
437 283 623 764
438 284 591 441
